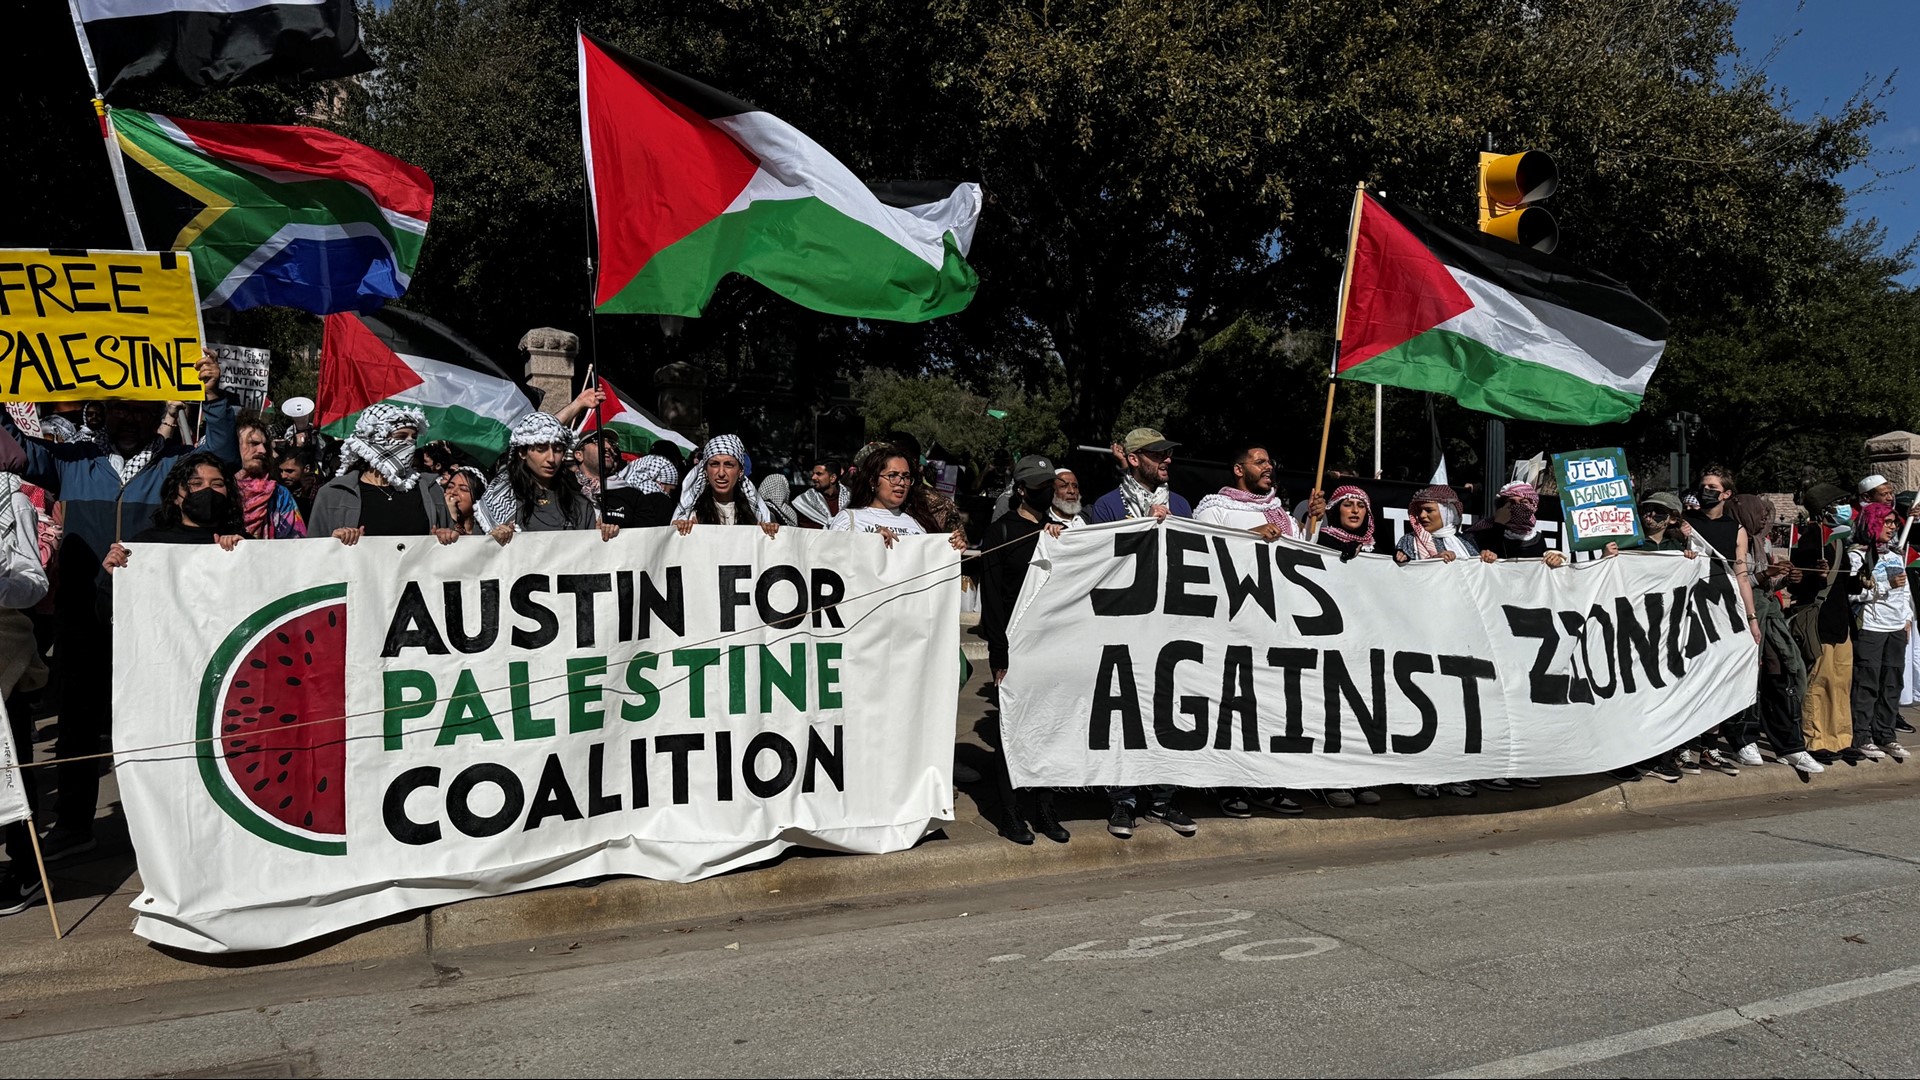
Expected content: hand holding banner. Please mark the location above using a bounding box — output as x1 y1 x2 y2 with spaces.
0 250 206 403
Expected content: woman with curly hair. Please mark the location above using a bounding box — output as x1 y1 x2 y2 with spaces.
832 447 966 550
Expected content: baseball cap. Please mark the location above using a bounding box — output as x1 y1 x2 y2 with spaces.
1122 427 1179 453
1639 491 1683 513
1012 453 1057 486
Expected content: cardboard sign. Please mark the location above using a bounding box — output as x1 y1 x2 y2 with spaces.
0 249 205 403
208 344 270 412
1551 447 1643 552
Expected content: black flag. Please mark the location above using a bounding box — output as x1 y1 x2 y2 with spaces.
72 0 373 98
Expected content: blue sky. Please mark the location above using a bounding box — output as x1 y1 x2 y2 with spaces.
1731 0 1919 280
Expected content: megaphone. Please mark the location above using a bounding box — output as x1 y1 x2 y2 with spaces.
282 396 316 431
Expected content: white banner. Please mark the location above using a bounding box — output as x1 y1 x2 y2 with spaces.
113 528 959 953
1001 520 1758 789
0 696 31 829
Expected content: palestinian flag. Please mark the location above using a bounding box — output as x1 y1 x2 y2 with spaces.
111 107 431 315
72 0 371 98
578 32 981 322
575 373 695 456
1337 192 1668 426
320 307 534 465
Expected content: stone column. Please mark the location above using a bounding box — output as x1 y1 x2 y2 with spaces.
518 327 579 415
653 360 707 444
1865 430 1920 492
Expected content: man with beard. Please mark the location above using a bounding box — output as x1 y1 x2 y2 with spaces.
1 355 236 861
1050 468 1088 527
978 454 1070 845
233 414 306 539
1192 445 1324 539
1091 428 1191 523
794 458 848 529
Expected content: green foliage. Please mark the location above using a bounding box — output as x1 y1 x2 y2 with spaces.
853 368 1071 468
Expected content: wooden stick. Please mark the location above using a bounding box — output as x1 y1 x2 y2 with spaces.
23 823 62 940
1310 181 1369 526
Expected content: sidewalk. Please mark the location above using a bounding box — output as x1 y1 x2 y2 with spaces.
2 660 1916 1000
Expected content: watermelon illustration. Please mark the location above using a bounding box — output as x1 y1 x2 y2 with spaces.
195 583 348 855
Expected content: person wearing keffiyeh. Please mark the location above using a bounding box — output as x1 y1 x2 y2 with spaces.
1466 481 1566 566
1193 445 1324 541
602 453 681 530
309 404 458 546
1316 485 1377 561
1394 485 1493 565
482 412 612 543
1090 428 1193 524
793 458 848 529
672 434 778 535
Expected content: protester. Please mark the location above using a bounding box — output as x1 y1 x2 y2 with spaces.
275 447 320 518
1677 466 1764 776
978 454 1069 845
443 466 487 536
482 412 611 542
0 432 50 914
758 473 800 526
573 429 622 509
103 452 247 557
1092 428 1192 523
1467 482 1566 566
417 440 465 480
603 454 681 530
884 431 963 532
1860 473 1895 506
1 354 233 860
831 449 966 550
1049 468 1088 528
794 458 847 529
1394 485 1494 565
1791 481 1865 764
1603 491 1697 782
674 435 781 536
1317 485 1376 561
1193 445 1324 539
234 413 307 540
309 405 459 546
1850 502 1912 762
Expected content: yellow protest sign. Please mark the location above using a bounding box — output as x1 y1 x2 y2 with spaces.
0 249 205 403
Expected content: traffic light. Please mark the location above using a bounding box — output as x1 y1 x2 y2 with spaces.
1478 150 1558 253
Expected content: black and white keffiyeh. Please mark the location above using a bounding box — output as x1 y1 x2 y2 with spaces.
792 482 849 526
610 455 680 495
508 411 574 450
110 439 164 488
335 404 428 491
673 434 770 523
1119 471 1170 519
0 472 20 543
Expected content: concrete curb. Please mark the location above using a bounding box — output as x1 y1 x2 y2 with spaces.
3 758 1913 1000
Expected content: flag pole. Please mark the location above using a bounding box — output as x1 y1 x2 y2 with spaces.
1310 181 1367 528
575 26 613 496
65 1 145 249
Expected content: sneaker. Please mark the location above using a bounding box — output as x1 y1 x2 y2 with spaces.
999 817 1034 845
1859 743 1887 761
1324 789 1357 808
0 871 42 917
1882 740 1910 762
1247 792 1305 815
1412 784 1440 799
1897 719 1915 734
1678 749 1702 774
1441 782 1477 797
1144 804 1198 836
1840 747 1868 764
1783 750 1827 774
1107 806 1134 839
1702 749 1741 776
1356 788 1383 805
1644 760 1683 783
1735 743 1764 767
38 828 96 864
1607 766 1643 781
1475 778 1514 792
1219 795 1254 818
1813 748 1839 764
1034 808 1070 844
1509 777 1542 789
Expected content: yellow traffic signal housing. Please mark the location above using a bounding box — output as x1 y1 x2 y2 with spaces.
1478 150 1559 253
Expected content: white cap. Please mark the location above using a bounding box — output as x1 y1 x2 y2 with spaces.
282 396 315 429
1859 473 1890 495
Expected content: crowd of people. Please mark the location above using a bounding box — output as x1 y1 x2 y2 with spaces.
0 364 1911 909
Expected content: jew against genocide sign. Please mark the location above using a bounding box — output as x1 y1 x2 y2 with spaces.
0 249 205 402
1553 446 1643 552
999 519 1756 790
113 528 959 952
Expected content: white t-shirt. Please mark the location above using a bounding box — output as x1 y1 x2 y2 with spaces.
1194 501 1299 537
829 506 927 535
713 499 737 526
1861 550 1914 633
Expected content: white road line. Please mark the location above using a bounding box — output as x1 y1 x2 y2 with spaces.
1431 963 1920 1078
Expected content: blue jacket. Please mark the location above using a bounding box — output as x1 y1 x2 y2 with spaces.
1090 487 1193 523
3 397 240 605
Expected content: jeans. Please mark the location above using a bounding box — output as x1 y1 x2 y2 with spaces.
1851 628 1907 748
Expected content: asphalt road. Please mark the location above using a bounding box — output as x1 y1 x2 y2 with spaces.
4 788 1919 1078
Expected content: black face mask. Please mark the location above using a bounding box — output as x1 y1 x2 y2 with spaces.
1022 483 1053 510
1696 489 1722 509
182 488 234 527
